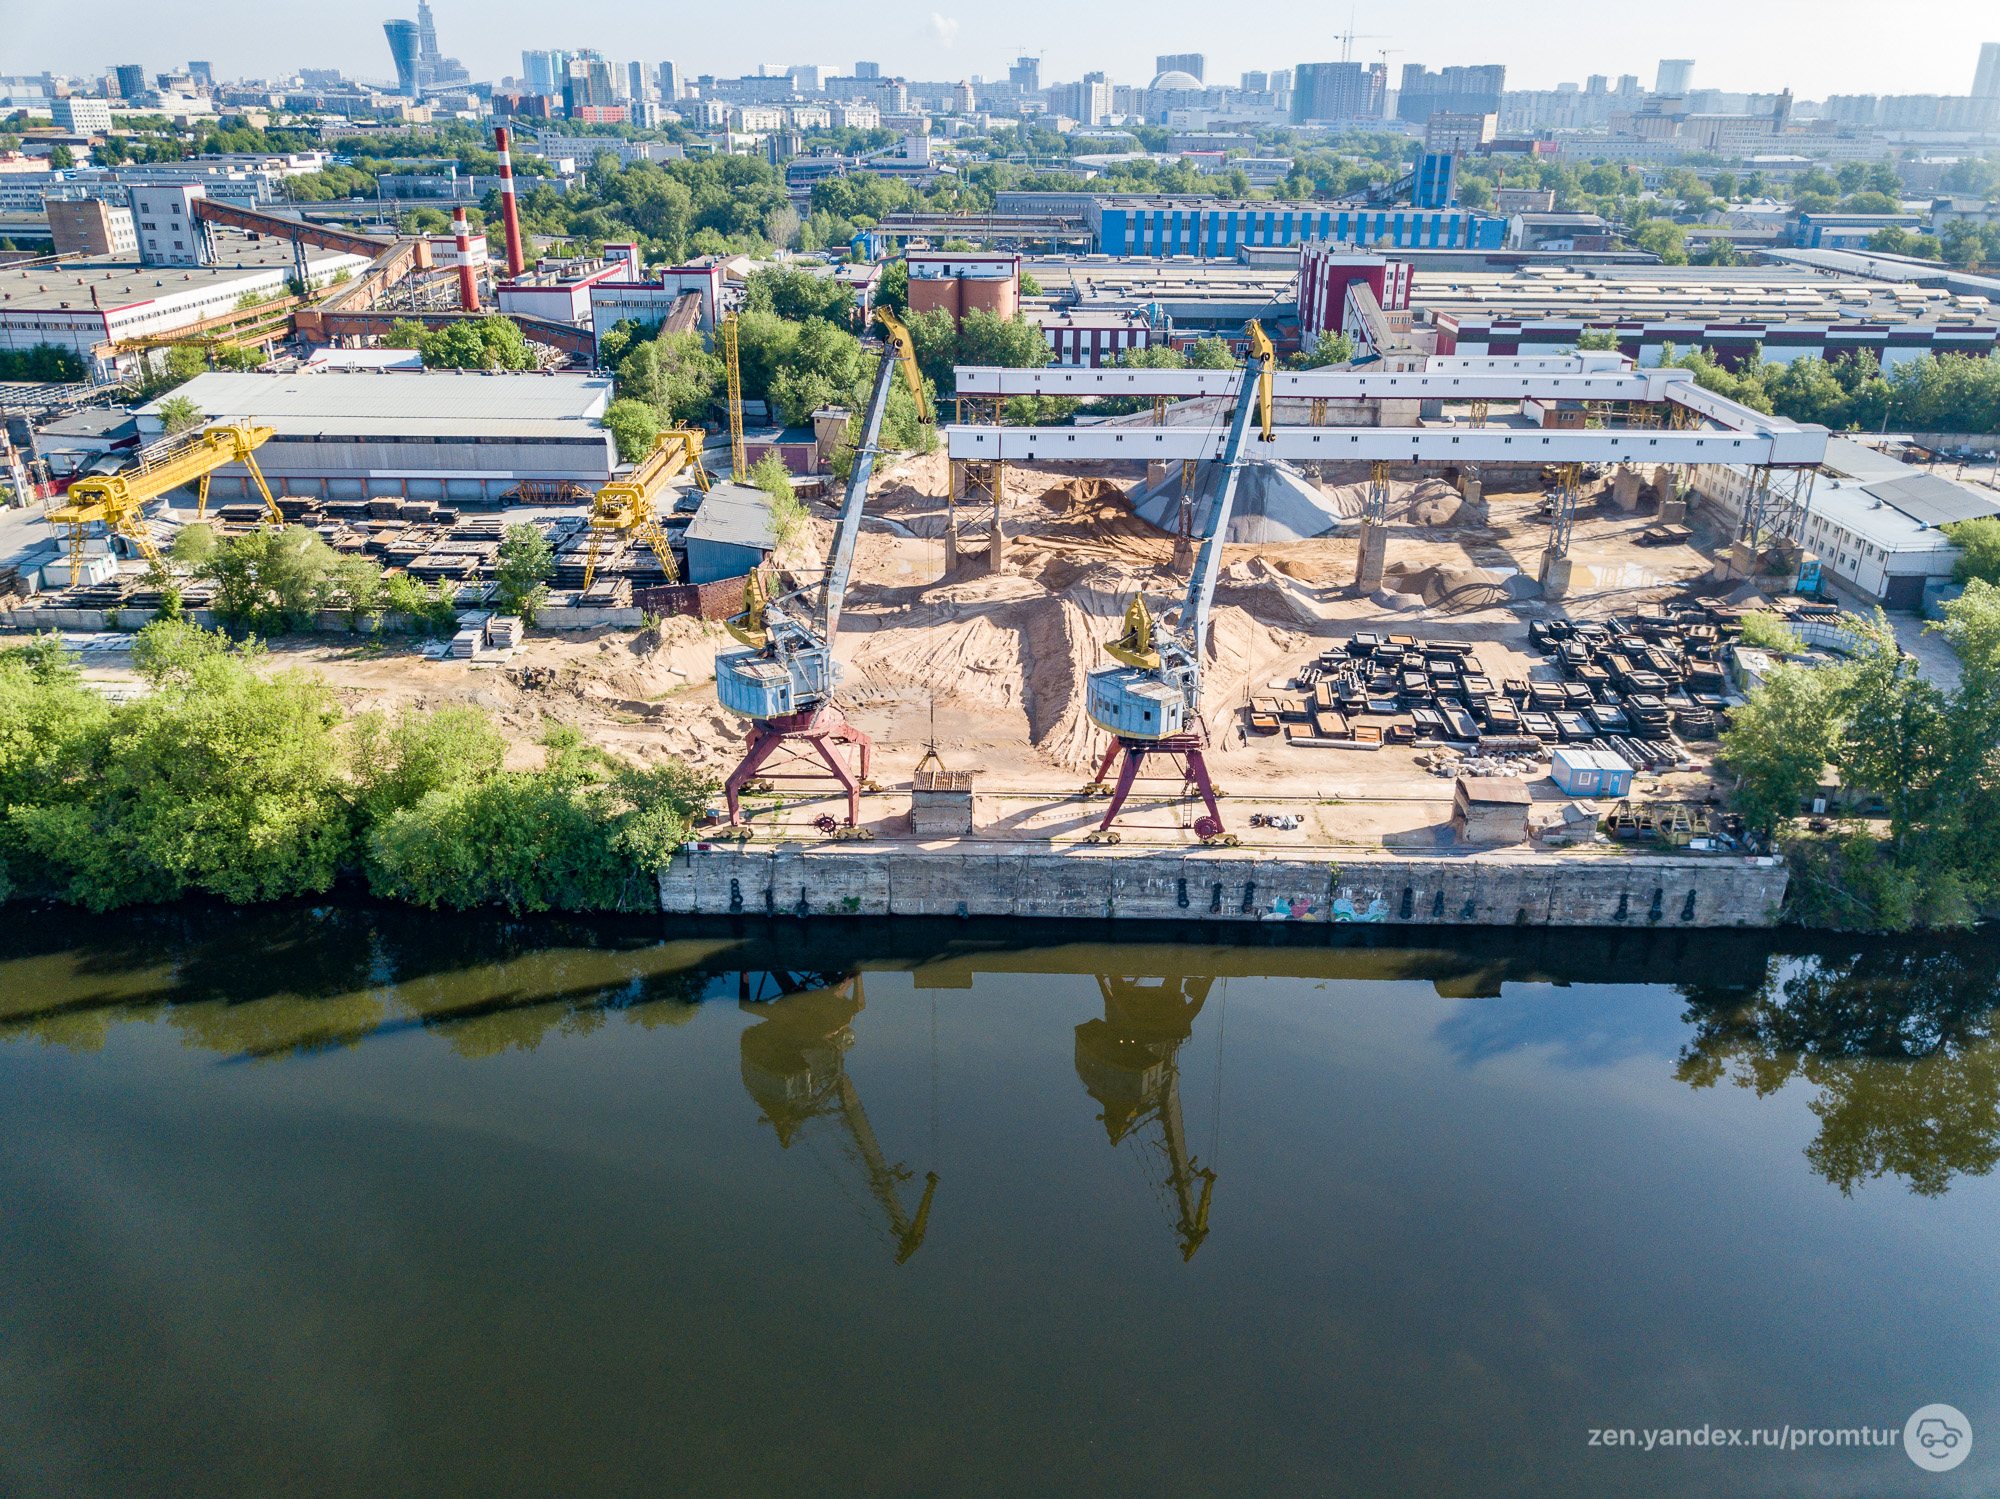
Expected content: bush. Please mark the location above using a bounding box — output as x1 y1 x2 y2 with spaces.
1944 517 2000 586
1738 611 1801 653
381 573 461 635
748 450 805 548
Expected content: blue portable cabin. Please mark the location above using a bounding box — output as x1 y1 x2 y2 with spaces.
1550 746 1633 798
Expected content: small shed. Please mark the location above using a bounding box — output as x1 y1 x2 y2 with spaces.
912 765 976 836
683 481 777 585
1451 777 1531 844
1550 746 1634 798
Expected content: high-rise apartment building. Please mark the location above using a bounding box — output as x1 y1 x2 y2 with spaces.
1655 59 1694 95
657 61 681 100
1241 70 1269 93
522 50 557 96
1291 61 1386 122
855 62 881 80
564 53 615 114
1396 63 1505 123
628 61 646 100
1156 53 1205 82
188 61 213 86
1975 43 2000 98
113 64 145 100
789 63 823 92
1008 56 1039 93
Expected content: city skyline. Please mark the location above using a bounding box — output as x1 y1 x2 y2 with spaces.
10 0 1996 100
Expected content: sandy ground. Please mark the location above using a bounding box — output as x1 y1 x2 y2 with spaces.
49 451 1737 851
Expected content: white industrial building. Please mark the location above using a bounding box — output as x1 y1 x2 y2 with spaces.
1691 437 1999 610
132 368 619 506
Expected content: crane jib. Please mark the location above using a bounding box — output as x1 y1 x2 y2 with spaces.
1178 353 1267 681
822 351 900 643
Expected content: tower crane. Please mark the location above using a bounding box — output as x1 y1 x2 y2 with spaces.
1081 323 1274 845
1075 974 1218 1261
713 306 928 831
721 311 746 481
738 972 940 1264
47 422 282 573
579 427 711 593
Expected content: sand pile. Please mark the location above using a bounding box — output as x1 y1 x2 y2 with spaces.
1129 458 1355 543
1408 478 1486 528
1382 561 1540 611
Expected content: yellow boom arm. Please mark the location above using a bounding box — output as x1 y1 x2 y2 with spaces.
873 305 931 424
1246 320 1276 442
581 428 710 592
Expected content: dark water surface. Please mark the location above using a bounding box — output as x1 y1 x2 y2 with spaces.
2 905 1996 1498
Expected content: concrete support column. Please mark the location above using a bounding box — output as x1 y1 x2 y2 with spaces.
1539 547 1573 599
1659 496 1688 525
1354 520 1388 592
1611 467 1641 511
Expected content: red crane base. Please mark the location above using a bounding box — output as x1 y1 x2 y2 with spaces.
1092 733 1225 838
724 705 874 828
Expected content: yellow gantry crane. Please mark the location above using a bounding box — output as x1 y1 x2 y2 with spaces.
580 427 712 591
48 422 281 571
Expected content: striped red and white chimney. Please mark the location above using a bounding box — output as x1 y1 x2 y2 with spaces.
493 124 527 277
452 205 480 312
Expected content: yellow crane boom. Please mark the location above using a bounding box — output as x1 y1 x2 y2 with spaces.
47 421 281 571
721 312 746 481
580 427 711 592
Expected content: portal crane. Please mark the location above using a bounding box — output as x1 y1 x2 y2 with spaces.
738 973 941 1264
1075 974 1218 1261
47 422 282 572
713 307 928 831
1080 323 1273 844
579 427 711 592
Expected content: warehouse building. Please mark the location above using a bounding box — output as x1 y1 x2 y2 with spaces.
1082 197 1507 257
1690 437 1999 610
1420 264 1998 367
131 368 618 506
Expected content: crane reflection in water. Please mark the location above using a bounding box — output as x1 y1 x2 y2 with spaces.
1076 974 1220 1260
736 971 940 1263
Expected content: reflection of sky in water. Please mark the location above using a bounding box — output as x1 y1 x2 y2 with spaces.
1435 982 1701 1071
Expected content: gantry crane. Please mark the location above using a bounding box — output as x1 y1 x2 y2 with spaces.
1081 323 1273 844
713 306 928 830
47 422 282 572
579 427 711 592
1075 974 1218 1261
737 972 940 1264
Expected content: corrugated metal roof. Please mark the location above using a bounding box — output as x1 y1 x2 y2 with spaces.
135 370 613 424
685 482 776 550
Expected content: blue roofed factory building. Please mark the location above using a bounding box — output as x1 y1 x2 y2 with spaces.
1081 196 1506 257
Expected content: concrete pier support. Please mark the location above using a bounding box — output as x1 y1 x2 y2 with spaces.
1659 497 1688 525
1611 468 1641 511
1354 521 1388 592
1538 548 1573 598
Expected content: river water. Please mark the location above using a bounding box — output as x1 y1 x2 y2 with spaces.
2 905 1995 1498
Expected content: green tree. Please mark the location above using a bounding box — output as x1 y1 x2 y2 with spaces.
602 398 661 463
876 258 909 313
1720 662 1847 839
1635 220 1688 264
1574 329 1620 351
49 144 74 169
1945 517 2000 586
494 522 553 622
745 265 856 323
747 449 805 548
197 526 351 633
350 702 507 827
157 394 204 435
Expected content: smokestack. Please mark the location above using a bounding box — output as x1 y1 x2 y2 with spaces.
493 124 526 277
453 205 480 312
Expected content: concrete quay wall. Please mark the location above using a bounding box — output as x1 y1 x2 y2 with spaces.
660 845 1790 927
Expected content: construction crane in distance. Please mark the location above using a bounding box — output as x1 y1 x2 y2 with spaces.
714 306 930 831
47 422 282 573
579 428 711 592
721 311 746 481
1081 323 1274 844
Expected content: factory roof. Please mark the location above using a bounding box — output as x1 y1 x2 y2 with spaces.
0 234 367 313
1857 473 1998 528
1415 263 1995 326
132 369 615 427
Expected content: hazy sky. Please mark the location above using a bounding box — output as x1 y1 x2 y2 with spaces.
13 0 1996 98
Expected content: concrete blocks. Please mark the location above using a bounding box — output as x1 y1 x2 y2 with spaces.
1611 468 1642 511
1659 497 1688 525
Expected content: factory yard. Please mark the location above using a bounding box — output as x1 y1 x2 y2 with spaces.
39 447 1744 853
